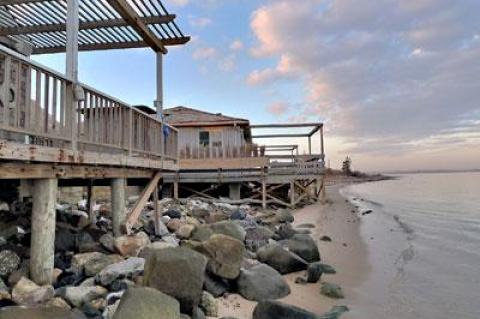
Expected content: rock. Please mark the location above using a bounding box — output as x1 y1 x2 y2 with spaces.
76 232 100 253
71 252 123 277
306 262 323 283
205 212 228 224
190 225 214 242
0 250 20 277
237 264 290 301
114 232 150 257
109 279 135 292
167 219 184 232
45 297 71 309
320 235 332 242
96 257 145 286
257 243 308 274
154 219 170 237
192 307 206 319
143 247 207 314
295 277 307 285
56 286 108 307
296 223 315 229
209 221 246 242
164 208 182 219
12 277 54 306
189 208 210 219
320 282 344 299
0 201 9 212
317 306 349 319
113 287 180 319
99 234 116 252
200 291 218 317
176 224 196 240
285 234 320 263
198 234 244 280
0 225 26 241
79 277 96 287
276 209 294 223
318 263 336 274
252 300 317 319
203 273 229 298
245 226 274 251
276 223 296 240
0 307 87 319
230 209 246 220
0 278 11 300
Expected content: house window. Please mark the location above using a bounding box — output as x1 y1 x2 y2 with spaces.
212 141 222 148
199 131 210 146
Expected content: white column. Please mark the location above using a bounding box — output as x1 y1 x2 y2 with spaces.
66 0 79 151
111 178 126 237
155 52 164 119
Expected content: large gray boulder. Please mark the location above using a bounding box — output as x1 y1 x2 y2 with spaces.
71 252 123 277
245 226 274 251
11 277 54 306
113 287 181 319
95 257 145 286
285 234 320 263
143 247 207 314
209 221 246 242
237 264 290 301
203 272 230 298
197 234 244 279
0 307 87 319
0 250 20 277
257 244 308 274
252 301 317 319
56 286 108 308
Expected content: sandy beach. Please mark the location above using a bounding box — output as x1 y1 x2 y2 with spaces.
217 184 371 319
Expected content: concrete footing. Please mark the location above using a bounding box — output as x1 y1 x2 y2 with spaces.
228 183 241 201
111 178 126 237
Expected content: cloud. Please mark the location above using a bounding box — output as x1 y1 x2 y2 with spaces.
192 47 218 60
189 16 212 28
266 101 289 116
164 0 189 7
249 0 480 160
230 40 244 51
219 54 236 72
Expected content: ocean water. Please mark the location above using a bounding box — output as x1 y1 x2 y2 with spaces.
341 172 480 319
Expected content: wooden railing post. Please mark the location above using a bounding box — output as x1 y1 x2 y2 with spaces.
128 107 133 156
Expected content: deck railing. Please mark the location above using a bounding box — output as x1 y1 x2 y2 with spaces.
0 44 178 166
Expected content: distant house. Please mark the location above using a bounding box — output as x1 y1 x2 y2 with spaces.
163 106 259 159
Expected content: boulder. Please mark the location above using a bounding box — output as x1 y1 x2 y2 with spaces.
230 209 247 220
237 264 290 301
285 234 320 263
276 223 296 240
99 234 116 252
189 208 210 219
197 234 244 280
276 210 294 223
45 297 71 309
71 252 123 277
318 263 337 274
96 257 145 286
257 244 308 274
11 277 54 306
114 232 150 257
167 219 184 232
163 209 182 219
143 247 207 314
252 300 317 319
176 224 196 240
320 282 344 299
200 291 218 317
245 226 274 251
190 225 214 242
209 221 246 242
0 307 87 319
203 273 229 298
113 287 181 319
0 250 20 277
56 286 108 307
306 262 323 283
0 278 11 300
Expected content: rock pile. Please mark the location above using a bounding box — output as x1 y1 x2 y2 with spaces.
0 197 346 319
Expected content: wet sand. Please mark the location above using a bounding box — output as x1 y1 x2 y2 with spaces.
216 185 371 318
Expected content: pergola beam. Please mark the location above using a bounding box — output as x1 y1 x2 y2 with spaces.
250 123 323 129
32 37 189 54
106 0 166 53
252 133 310 139
0 15 176 36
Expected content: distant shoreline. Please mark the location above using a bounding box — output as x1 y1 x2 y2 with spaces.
383 169 480 175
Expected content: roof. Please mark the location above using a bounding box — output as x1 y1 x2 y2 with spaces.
164 106 250 127
0 0 189 54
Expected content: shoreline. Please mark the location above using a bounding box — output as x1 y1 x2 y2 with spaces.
217 184 372 318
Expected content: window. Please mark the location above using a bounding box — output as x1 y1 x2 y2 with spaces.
199 131 210 146
212 141 222 148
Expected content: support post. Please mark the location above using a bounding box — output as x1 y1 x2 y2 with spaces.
30 179 58 285
173 181 179 200
153 185 162 236
320 125 324 158
308 136 312 155
320 176 327 204
86 181 95 224
111 178 126 237
155 52 163 119
229 183 241 201
262 179 267 209
66 0 79 151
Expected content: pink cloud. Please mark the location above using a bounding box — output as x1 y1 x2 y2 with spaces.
192 47 218 60
266 102 289 116
230 40 244 51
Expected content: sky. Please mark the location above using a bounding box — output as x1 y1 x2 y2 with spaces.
33 0 480 172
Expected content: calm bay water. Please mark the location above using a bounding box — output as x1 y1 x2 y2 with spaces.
341 172 480 319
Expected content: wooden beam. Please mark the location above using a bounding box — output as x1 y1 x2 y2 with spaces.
0 15 176 36
106 0 166 53
0 0 45 4
252 134 310 139
250 123 323 129
32 37 190 54
125 171 162 233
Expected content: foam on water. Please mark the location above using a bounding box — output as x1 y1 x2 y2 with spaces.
340 172 480 319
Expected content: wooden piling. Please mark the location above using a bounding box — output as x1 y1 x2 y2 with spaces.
111 178 126 237
30 178 57 285
262 178 267 209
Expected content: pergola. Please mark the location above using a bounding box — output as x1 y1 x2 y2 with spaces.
0 0 190 116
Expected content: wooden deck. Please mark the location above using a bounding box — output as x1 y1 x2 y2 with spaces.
0 44 178 176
